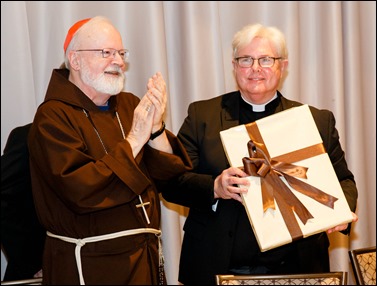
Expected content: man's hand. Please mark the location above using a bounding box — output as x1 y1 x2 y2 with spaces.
327 212 358 234
214 167 250 203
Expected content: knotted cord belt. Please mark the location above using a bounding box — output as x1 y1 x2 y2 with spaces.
47 228 162 285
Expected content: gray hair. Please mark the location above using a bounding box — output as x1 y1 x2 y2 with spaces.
232 23 288 59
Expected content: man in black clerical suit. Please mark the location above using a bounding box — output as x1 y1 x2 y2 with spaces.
162 23 358 285
1 123 45 280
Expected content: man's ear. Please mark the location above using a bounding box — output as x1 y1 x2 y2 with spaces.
68 51 80 71
280 59 288 73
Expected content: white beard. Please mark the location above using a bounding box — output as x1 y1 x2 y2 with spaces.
81 63 125 95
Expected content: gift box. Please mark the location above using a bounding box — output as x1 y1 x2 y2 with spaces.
220 104 354 252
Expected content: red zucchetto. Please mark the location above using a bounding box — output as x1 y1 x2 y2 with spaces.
63 18 91 52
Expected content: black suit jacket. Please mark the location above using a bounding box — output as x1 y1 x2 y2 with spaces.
162 91 357 285
1 123 45 280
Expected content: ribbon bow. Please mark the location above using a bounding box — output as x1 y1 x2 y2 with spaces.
242 140 338 241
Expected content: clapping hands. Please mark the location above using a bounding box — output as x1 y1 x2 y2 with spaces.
127 72 168 156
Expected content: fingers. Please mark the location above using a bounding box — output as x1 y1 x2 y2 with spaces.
136 72 166 124
214 167 250 203
327 224 347 234
327 212 358 234
133 72 167 130
126 73 167 156
148 72 165 93
147 72 167 105
145 72 167 126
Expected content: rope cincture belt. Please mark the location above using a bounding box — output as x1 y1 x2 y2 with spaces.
47 228 162 285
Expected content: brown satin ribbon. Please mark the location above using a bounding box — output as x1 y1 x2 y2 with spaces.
242 122 338 241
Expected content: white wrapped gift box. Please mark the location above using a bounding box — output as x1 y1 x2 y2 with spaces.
220 104 353 251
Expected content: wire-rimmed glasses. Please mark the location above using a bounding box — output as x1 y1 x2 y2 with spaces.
75 48 129 62
234 56 282 68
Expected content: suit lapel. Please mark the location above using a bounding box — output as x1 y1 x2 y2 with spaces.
221 91 240 130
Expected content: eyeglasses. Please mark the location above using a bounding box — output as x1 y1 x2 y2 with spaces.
75 48 129 61
234 56 282 68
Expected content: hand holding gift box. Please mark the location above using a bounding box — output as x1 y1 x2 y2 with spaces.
220 104 354 252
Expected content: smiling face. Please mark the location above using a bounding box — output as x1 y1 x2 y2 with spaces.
68 18 127 104
233 37 288 104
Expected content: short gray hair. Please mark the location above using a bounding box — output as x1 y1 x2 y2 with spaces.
232 23 288 59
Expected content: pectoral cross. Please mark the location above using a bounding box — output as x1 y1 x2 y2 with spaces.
136 195 151 224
